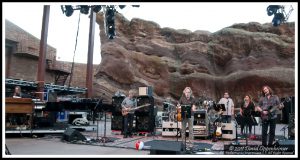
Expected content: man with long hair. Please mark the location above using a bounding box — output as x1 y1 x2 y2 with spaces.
256 85 280 146
177 87 197 149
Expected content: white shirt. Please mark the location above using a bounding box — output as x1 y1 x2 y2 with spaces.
218 97 234 116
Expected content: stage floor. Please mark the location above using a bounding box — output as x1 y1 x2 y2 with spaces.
4 119 296 157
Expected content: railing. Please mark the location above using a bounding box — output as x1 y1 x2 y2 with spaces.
5 78 87 94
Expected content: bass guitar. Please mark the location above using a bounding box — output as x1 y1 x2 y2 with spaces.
122 103 150 116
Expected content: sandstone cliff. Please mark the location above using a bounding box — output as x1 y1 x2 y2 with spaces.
93 13 295 108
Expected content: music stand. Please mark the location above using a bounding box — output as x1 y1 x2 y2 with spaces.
250 111 260 140
181 105 192 119
215 104 226 113
231 114 242 145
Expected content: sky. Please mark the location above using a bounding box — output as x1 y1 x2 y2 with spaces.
3 2 297 64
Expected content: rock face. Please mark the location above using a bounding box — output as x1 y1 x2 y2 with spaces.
94 13 295 108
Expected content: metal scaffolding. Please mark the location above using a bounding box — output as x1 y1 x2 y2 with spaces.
5 78 87 95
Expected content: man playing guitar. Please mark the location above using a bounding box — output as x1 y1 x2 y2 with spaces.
255 85 280 147
121 89 137 138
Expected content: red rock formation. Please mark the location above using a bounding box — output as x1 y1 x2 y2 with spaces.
94 13 295 108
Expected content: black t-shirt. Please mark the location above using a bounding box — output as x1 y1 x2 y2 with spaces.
179 96 196 117
241 101 255 117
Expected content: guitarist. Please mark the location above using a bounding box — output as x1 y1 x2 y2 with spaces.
121 89 137 138
255 85 280 147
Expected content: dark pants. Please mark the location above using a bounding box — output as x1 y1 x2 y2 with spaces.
221 115 231 123
262 118 276 146
123 114 134 136
241 116 253 134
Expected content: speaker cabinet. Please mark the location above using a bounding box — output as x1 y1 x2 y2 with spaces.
149 140 184 155
135 115 155 133
112 96 125 114
136 96 154 116
221 122 236 140
111 115 123 131
288 113 295 140
62 128 86 142
274 140 295 152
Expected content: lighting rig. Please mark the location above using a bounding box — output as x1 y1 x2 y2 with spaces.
267 5 294 27
61 5 139 39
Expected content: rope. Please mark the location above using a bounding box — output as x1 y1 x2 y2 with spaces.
68 12 81 88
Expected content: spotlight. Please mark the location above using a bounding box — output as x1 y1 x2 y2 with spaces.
107 25 116 39
61 5 74 17
92 5 102 13
119 5 126 9
105 6 116 39
80 5 90 14
272 12 285 26
267 5 280 16
132 5 140 8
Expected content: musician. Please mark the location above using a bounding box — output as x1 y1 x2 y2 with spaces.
12 86 31 98
240 95 255 135
121 89 137 138
256 85 280 146
218 92 235 123
177 87 196 148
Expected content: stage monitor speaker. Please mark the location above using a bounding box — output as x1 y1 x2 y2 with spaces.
274 140 295 152
62 128 87 142
136 96 154 115
112 96 125 113
149 140 184 155
111 115 123 131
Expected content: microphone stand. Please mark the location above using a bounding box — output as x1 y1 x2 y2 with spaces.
176 106 179 142
184 110 188 152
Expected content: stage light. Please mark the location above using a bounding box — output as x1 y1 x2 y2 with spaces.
119 5 126 9
92 5 102 13
272 12 285 27
107 26 116 39
105 6 116 39
61 5 74 17
80 5 90 14
267 5 280 16
266 5 294 27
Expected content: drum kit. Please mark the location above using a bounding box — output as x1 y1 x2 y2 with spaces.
163 102 178 122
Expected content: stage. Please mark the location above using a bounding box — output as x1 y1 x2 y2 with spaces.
4 119 296 156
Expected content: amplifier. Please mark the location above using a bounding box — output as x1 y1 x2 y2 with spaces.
193 125 208 137
162 121 181 137
222 122 236 140
138 86 153 96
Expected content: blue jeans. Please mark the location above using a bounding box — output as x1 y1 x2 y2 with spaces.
262 118 276 146
181 116 194 145
123 114 134 136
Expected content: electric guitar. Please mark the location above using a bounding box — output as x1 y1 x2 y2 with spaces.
259 98 287 121
215 122 222 137
122 103 150 116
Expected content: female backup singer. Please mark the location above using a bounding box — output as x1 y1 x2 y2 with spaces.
240 95 255 136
